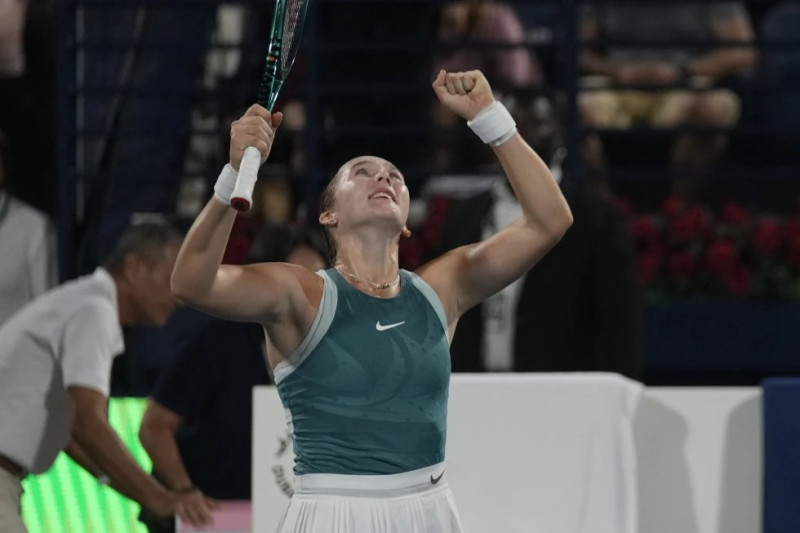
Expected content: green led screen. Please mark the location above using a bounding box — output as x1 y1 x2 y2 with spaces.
21 398 150 533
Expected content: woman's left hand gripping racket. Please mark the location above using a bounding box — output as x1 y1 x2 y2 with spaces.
230 0 310 211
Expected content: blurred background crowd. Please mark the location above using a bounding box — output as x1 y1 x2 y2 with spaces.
2 0 799 397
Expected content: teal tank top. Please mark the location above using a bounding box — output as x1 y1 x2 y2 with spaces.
273 268 451 475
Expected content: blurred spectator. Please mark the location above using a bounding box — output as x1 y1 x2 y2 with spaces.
0 0 53 213
222 176 311 266
247 223 328 270
434 0 542 89
514 181 641 379
137 319 268 533
0 128 56 326
0 0 28 78
137 224 326 533
417 174 525 372
432 0 544 172
421 170 640 378
579 2 758 184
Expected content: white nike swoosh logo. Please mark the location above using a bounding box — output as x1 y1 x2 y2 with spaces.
375 321 405 332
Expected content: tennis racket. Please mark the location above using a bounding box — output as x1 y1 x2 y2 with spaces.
230 0 310 211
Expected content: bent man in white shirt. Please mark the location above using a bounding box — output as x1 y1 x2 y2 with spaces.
0 221 217 532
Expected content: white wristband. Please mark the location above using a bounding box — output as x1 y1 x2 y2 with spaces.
467 101 517 146
213 164 238 205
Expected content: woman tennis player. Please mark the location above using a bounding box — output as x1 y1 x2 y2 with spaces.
171 69 572 532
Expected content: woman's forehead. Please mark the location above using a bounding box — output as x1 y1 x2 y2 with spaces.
344 156 399 173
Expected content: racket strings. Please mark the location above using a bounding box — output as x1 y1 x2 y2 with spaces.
281 0 305 72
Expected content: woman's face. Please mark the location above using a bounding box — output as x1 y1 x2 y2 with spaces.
325 156 410 233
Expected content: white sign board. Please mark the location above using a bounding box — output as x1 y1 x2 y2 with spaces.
253 373 642 533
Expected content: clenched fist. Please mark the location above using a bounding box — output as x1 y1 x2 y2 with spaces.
432 70 495 121
229 104 284 170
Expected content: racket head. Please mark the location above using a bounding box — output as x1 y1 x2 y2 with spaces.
258 0 310 110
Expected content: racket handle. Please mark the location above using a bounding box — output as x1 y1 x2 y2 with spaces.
230 146 262 211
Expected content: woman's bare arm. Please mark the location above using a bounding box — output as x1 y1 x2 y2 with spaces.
171 104 310 324
420 70 573 325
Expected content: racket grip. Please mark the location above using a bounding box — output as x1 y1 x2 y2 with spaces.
230 146 262 211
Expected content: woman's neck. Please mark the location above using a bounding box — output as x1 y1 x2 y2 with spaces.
334 233 400 286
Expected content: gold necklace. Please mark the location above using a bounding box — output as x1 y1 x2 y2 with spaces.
335 266 400 291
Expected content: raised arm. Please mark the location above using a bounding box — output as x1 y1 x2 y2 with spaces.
170 104 313 324
420 70 573 325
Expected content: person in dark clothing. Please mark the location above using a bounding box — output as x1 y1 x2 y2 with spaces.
429 177 639 378
137 319 270 533
514 183 641 379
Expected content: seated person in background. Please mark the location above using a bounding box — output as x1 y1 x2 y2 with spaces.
0 0 28 79
514 180 640 380
434 0 542 89
579 2 758 180
432 0 543 171
0 128 56 326
0 221 215 533
423 169 639 377
138 225 327 533
0 0 54 213
247 223 329 271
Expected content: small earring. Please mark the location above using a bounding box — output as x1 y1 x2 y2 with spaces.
401 227 412 238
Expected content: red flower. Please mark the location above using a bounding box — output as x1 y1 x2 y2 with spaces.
706 239 738 275
721 201 749 227
630 214 659 246
668 251 695 282
670 206 711 244
723 265 752 297
637 247 664 286
660 195 684 218
751 219 783 255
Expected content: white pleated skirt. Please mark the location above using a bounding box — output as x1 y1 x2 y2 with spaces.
275 463 464 533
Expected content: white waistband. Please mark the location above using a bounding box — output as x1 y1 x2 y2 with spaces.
294 463 447 497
